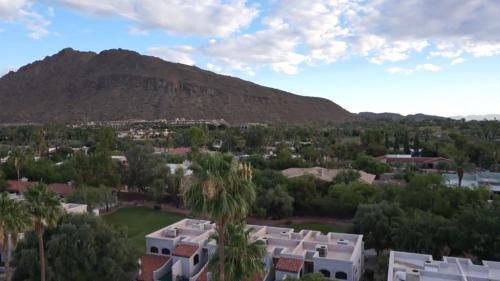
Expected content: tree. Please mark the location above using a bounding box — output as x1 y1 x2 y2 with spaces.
11 149 27 180
66 185 116 212
208 223 266 281
183 153 256 281
125 144 157 191
332 169 361 185
0 193 31 281
185 127 207 147
13 215 138 281
353 155 390 177
0 170 7 191
254 185 294 219
289 273 330 281
354 202 402 255
24 184 63 281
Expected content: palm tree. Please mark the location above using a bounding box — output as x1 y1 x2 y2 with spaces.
208 223 266 281
24 183 62 281
11 149 26 181
0 193 31 281
183 154 256 281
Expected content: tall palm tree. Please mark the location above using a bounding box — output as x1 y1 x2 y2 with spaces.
183 154 256 281
208 223 266 281
24 183 62 281
0 193 31 281
11 149 26 181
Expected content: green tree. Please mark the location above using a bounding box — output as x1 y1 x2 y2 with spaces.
289 273 330 281
255 185 294 219
66 185 116 212
0 170 7 191
185 127 207 147
13 215 138 281
353 155 390 177
0 193 31 281
11 149 27 180
183 153 256 281
24 184 63 281
354 202 402 255
208 223 266 281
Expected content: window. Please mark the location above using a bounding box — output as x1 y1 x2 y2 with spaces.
335 271 348 280
150 246 158 254
162 248 170 255
193 254 199 265
319 269 331 278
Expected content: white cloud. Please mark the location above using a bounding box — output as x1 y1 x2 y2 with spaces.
387 63 442 74
416 64 442 72
429 50 462 59
55 0 259 37
450 57 465 65
147 46 195 65
0 0 51 39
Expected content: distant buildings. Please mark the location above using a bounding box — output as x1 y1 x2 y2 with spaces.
282 167 376 185
166 161 193 176
7 179 76 198
378 155 452 170
139 219 364 281
387 251 500 281
443 172 500 192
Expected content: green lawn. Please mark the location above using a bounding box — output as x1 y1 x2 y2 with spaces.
103 207 186 252
286 222 353 234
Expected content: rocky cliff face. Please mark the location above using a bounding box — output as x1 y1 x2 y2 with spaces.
0 48 357 125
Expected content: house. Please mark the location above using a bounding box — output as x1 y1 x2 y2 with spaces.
282 167 376 185
7 180 76 198
443 172 500 193
166 161 193 176
387 251 500 281
377 155 452 170
141 219 364 281
166 147 192 157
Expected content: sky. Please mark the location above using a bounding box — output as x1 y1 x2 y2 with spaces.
1 0 499 117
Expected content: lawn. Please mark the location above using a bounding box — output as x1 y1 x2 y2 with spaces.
103 207 186 252
286 222 354 234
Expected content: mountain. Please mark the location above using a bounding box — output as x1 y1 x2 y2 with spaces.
359 112 446 121
0 48 356 125
450 114 500 121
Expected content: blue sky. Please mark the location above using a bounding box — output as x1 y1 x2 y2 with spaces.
1 0 500 117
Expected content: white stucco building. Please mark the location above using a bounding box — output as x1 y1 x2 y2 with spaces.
387 251 500 281
138 219 364 281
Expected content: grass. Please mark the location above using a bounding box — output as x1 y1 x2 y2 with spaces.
286 222 354 234
103 207 186 252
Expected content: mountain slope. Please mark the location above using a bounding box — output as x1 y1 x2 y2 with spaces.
359 112 446 121
0 48 356 125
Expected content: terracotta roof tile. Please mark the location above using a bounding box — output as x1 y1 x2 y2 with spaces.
275 258 303 273
172 244 198 258
196 267 208 281
48 183 75 197
7 180 36 193
137 254 170 281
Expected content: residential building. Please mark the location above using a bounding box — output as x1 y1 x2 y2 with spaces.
443 172 500 193
387 251 500 281
7 179 76 198
139 219 364 281
378 155 451 170
166 160 193 176
282 167 376 185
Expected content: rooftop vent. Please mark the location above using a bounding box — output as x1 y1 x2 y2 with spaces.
164 227 178 238
316 245 328 257
337 239 349 245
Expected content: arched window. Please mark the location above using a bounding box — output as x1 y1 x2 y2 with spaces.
335 271 348 280
319 269 331 278
193 254 199 265
162 248 170 255
150 246 158 254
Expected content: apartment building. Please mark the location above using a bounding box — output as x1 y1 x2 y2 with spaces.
387 251 500 281
139 219 364 281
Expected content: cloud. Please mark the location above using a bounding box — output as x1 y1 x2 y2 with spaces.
147 46 195 65
0 0 51 39
387 63 442 74
451 57 465 65
55 0 259 37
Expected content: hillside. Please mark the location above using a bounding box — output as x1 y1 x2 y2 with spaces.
0 48 356 125
359 112 446 122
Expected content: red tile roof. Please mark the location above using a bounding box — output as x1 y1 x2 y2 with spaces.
137 254 170 281
172 244 198 258
48 183 75 197
7 180 36 193
275 258 303 273
167 147 191 156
